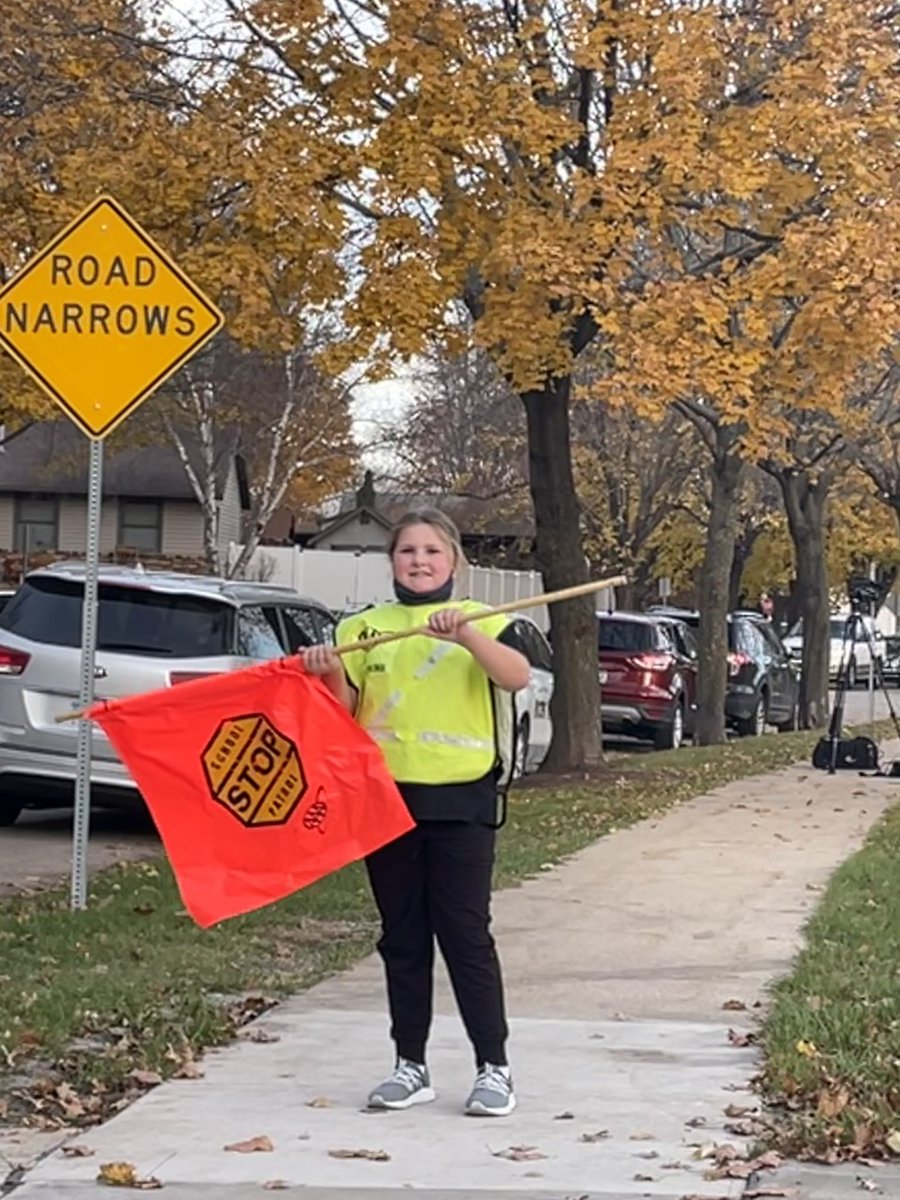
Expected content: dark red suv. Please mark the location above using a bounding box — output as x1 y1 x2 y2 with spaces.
598 612 698 749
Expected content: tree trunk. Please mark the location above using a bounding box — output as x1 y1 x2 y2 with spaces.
522 379 603 770
780 473 830 727
694 447 743 745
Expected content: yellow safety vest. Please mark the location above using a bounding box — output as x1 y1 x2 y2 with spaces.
337 600 512 786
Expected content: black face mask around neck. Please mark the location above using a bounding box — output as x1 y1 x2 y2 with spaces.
393 577 454 606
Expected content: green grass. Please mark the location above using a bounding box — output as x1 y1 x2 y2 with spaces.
0 724 873 1134
759 801 900 1161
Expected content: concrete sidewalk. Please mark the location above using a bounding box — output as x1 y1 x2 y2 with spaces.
7 752 900 1198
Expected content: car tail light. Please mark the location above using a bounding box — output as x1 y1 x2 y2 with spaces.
0 645 30 675
626 654 674 672
728 651 751 676
169 670 220 686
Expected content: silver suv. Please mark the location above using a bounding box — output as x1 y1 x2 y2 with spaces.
0 564 335 825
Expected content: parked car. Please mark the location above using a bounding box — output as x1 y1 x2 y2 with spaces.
782 614 882 688
881 634 900 686
0 588 15 615
648 606 799 735
499 615 554 776
0 564 337 825
597 612 699 749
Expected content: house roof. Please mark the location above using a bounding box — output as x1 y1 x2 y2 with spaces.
307 505 393 546
0 422 247 505
327 488 535 539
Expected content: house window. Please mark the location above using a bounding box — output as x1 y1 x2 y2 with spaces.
118 501 162 552
14 497 58 552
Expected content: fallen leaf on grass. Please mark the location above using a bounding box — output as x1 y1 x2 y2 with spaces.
173 1059 204 1080
305 1097 332 1109
56 1082 86 1118
490 1145 547 1162
97 1162 162 1189
328 1148 390 1162
884 1130 900 1155
579 1130 610 1143
129 1071 163 1087
224 1136 274 1153
62 1145 95 1158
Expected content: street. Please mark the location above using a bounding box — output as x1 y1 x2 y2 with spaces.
1 685 898 895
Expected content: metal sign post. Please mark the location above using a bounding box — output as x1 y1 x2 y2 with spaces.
71 438 104 909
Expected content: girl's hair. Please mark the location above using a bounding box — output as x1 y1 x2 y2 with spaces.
388 509 464 569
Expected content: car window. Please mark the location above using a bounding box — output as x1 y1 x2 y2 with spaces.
598 619 655 652
758 622 786 656
735 618 764 658
656 623 677 653
527 624 552 671
237 606 284 659
279 604 326 652
0 577 234 657
671 623 697 658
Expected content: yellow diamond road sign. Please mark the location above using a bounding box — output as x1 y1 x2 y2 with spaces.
0 195 224 439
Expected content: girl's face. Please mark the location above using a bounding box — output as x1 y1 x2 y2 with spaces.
391 523 455 593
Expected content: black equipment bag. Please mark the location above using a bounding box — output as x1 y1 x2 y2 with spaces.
812 735 879 772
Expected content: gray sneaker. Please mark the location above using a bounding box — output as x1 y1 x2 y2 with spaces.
465 1063 516 1116
367 1058 435 1110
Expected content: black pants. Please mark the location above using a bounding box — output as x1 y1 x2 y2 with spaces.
365 820 508 1067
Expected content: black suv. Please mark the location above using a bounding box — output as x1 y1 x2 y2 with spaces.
647 607 799 735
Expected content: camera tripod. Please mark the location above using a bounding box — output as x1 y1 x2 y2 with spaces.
816 609 900 774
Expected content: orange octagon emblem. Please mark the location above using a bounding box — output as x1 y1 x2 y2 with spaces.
201 713 307 827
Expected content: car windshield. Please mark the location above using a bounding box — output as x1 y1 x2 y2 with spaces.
598 620 656 652
0 577 235 658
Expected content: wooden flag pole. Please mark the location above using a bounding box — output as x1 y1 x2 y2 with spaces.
56 573 626 723
331 572 627 656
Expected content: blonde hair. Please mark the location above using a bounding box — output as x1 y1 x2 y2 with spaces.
388 509 464 570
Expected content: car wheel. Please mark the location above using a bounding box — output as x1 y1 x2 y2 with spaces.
513 715 531 778
737 693 767 737
654 699 684 751
0 798 23 827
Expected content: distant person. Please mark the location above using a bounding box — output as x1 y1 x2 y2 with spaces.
759 592 775 621
300 508 529 1117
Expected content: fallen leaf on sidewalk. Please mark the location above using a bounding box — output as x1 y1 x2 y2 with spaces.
634 1173 656 1181
262 1182 290 1191
637 1150 660 1159
62 1145 95 1158
856 1180 880 1194
743 1190 798 1198
721 999 747 1011
553 1111 575 1120
173 1059 204 1080
224 1136 274 1153
97 1162 162 1189
328 1148 390 1161
724 1121 757 1137
241 1029 281 1044
491 1145 547 1162
684 1116 708 1128
629 1131 656 1140
305 1097 332 1108
724 1103 757 1118
579 1130 609 1143
728 1029 755 1047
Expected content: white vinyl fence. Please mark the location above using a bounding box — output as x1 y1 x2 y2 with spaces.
227 544 555 629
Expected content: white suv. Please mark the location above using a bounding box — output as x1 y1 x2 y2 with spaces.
0 564 336 825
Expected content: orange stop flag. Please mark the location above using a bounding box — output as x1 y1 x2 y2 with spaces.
87 659 414 927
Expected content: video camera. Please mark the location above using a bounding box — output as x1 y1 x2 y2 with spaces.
847 575 884 615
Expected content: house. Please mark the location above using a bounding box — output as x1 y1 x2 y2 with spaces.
0 422 250 561
288 471 536 568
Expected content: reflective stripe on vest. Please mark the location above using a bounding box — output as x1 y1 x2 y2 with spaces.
370 729 495 752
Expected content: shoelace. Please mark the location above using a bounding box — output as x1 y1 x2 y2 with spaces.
474 1064 511 1095
391 1059 426 1090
